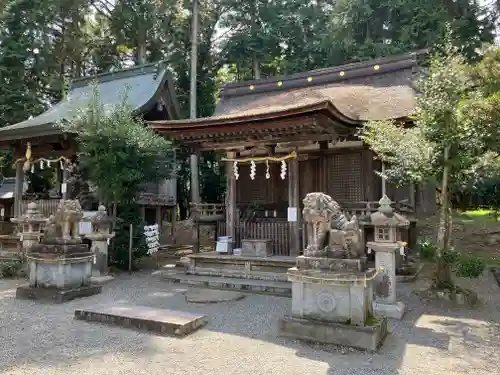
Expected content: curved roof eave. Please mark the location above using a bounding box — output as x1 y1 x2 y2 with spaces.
149 99 361 133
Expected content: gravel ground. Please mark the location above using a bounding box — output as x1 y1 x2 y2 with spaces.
0 270 499 375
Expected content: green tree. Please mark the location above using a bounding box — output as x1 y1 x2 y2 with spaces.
359 44 500 289
61 83 176 267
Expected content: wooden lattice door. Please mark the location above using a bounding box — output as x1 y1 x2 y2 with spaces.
327 152 363 202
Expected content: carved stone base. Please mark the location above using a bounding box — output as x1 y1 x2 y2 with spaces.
373 301 406 320
279 315 388 351
16 284 102 303
295 255 367 272
28 255 93 290
288 267 376 326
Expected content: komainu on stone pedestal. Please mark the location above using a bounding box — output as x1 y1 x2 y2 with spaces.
280 192 387 351
16 199 102 303
302 192 364 259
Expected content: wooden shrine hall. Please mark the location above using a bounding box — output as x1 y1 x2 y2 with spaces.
149 51 436 257
0 62 180 243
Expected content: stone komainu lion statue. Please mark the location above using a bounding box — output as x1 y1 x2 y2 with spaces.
302 192 364 258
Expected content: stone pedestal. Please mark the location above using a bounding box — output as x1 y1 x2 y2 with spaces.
280 192 388 351
281 256 387 351
16 200 101 303
84 205 115 282
369 242 406 319
85 234 114 277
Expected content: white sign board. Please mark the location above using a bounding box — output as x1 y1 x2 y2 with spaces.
79 211 96 235
287 207 298 222
144 224 160 255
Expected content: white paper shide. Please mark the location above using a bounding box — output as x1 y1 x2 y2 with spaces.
144 224 160 255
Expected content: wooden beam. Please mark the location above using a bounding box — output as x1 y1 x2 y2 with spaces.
225 151 237 251
13 162 23 217
195 133 336 151
288 147 301 257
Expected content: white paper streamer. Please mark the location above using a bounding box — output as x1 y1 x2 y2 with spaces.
250 161 256 180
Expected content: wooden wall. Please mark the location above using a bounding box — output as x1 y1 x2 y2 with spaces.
235 147 437 215
236 148 369 208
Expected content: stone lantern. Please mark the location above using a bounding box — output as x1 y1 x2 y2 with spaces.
84 205 115 278
11 202 46 253
367 195 409 320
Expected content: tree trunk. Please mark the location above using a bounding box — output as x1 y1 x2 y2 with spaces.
434 143 453 288
252 52 261 80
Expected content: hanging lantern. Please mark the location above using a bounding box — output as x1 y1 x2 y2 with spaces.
280 160 287 179
60 160 64 170
47 160 51 168
265 160 270 179
25 142 32 161
30 164 35 173
250 161 256 180
40 160 44 170
22 142 32 172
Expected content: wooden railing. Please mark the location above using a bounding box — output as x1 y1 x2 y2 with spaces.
340 199 414 219
216 218 290 256
190 203 225 222
21 199 60 217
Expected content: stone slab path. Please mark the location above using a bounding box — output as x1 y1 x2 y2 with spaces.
74 304 208 336
0 270 499 375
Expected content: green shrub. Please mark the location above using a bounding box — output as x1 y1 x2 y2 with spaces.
0 259 22 277
418 239 438 260
442 247 461 264
455 256 485 278
109 203 147 270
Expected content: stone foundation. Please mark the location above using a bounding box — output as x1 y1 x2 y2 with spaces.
280 315 387 351
16 284 102 303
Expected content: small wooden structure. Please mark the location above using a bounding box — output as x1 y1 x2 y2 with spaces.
0 62 180 246
150 52 435 256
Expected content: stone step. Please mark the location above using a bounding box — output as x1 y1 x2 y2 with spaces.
74 304 208 337
162 272 292 297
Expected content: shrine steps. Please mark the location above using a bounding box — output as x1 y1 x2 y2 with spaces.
158 252 294 296
161 272 292 297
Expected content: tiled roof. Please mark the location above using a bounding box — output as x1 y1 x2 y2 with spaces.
0 62 180 141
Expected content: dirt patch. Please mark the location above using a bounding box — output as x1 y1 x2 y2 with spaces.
418 212 500 262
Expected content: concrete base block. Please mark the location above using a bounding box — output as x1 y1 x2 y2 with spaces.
373 301 406 320
16 284 102 303
279 315 388 351
74 305 208 337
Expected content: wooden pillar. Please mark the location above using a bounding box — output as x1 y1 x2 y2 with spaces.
409 184 416 208
288 151 301 257
190 152 200 204
171 206 177 244
363 149 374 201
225 151 237 247
140 205 146 222
14 162 24 217
155 206 162 235
318 141 329 193
61 160 70 200
190 151 201 253
381 162 387 197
